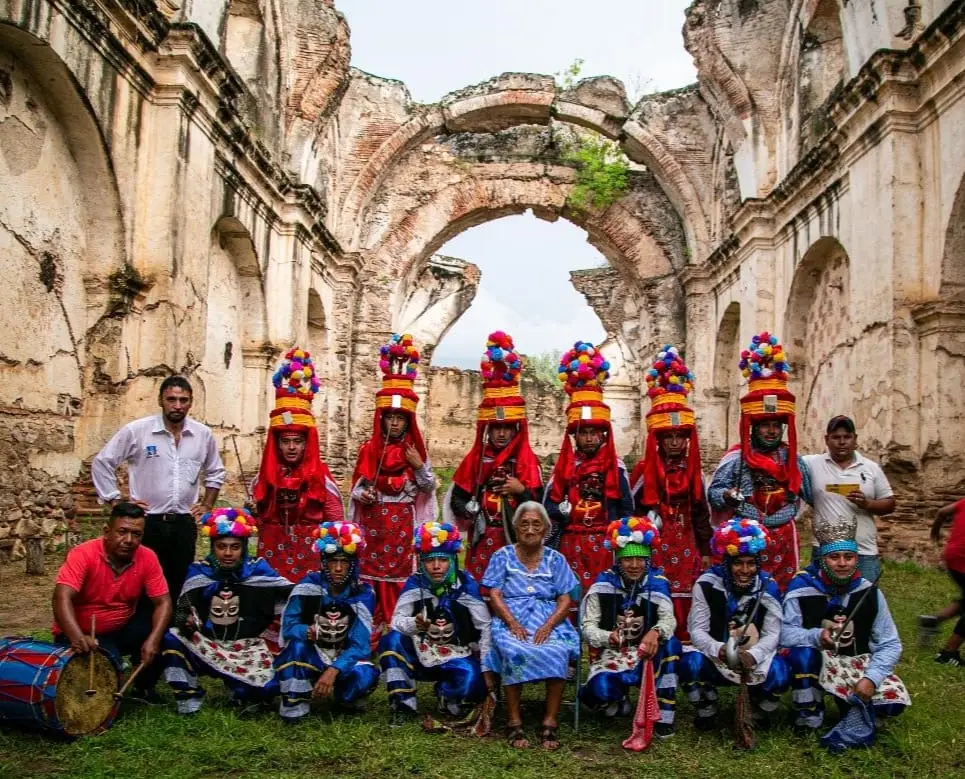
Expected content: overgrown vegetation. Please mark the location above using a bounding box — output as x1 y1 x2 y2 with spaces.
1 559 962 778
554 59 631 212
526 350 564 390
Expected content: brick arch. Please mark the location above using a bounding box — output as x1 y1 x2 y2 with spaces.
363 174 678 286
347 171 687 452
334 80 709 260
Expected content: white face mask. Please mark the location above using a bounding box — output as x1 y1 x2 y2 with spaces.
209 590 241 626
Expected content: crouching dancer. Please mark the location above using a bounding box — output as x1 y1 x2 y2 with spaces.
379 521 491 724
783 516 908 747
681 518 789 737
274 522 380 720
162 508 291 714
579 516 680 738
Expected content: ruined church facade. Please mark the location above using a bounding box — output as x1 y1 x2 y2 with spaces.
1 0 963 561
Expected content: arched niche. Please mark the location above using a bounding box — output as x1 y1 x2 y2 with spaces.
0 22 125 471
783 236 851 453
710 301 742 464
201 217 271 446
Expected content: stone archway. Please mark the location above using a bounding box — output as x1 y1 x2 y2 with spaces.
783 236 851 453
345 140 690 463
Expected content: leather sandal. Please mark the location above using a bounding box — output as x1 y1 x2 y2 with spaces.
539 724 560 751
506 724 529 749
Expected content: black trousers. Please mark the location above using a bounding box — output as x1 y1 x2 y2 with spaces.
951 568 965 638
142 513 197 601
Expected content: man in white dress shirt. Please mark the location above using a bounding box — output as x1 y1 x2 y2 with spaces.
92 376 226 608
802 416 895 581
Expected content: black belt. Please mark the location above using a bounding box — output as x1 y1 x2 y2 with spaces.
147 512 193 522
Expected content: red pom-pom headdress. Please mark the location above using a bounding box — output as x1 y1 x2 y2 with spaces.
451 331 542 496
376 333 420 414
557 341 612 430
635 344 704 510
736 331 801 494
269 347 321 431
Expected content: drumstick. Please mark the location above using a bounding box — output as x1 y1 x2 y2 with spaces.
114 661 148 700
86 614 97 696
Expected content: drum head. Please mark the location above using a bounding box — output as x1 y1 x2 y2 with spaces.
55 651 119 736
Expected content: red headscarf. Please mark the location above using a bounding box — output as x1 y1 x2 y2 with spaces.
548 422 622 503
452 422 542 494
253 347 336 515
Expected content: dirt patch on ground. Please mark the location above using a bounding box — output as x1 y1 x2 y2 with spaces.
0 551 61 635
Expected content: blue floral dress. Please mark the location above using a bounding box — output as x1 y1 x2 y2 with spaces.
481 545 580 685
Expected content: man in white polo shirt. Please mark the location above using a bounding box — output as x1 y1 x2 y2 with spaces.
803 415 895 580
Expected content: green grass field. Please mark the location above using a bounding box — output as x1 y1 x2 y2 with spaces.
1 559 963 778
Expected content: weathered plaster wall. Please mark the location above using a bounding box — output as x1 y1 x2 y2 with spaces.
2 0 965 567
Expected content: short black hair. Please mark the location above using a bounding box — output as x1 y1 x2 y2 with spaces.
159 375 193 397
109 501 146 524
826 415 856 435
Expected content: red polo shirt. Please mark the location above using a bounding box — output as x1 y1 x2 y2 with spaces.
945 499 965 575
54 538 168 635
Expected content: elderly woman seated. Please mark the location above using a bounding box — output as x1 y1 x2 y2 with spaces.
481 501 579 750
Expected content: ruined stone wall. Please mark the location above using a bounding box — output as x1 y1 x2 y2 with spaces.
3 0 965 568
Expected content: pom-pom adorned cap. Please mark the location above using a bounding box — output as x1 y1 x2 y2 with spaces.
414 520 462 559
815 515 859 557
313 521 366 557
711 517 769 558
605 516 660 558
200 507 258 539
376 333 421 414
645 344 696 432
558 341 612 429
477 331 527 424
270 347 321 430
738 332 795 420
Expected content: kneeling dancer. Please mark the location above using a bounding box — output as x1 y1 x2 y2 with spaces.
162 508 292 714
681 518 789 737
579 516 680 738
275 522 380 720
378 521 491 722
782 516 908 744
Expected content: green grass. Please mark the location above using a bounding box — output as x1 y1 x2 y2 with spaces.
2 560 964 777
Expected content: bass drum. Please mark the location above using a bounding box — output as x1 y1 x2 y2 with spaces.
0 637 120 737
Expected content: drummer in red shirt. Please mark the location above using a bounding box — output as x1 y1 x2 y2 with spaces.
53 502 172 696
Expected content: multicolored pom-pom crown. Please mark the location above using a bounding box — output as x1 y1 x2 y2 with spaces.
379 333 420 379
270 347 320 429
477 331 527 424
739 332 790 385
645 344 696 431
313 521 366 557
200 507 257 539
558 341 612 426
481 331 523 388
738 331 795 418
711 517 769 558
376 333 421 413
414 520 462 556
605 516 660 557
273 347 321 398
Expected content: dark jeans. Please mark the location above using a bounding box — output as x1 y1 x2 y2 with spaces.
143 513 197 600
56 608 163 689
951 569 965 638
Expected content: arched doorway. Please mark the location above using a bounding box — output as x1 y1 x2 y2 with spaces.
783 236 851 453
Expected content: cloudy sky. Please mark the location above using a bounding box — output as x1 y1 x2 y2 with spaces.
338 0 697 368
